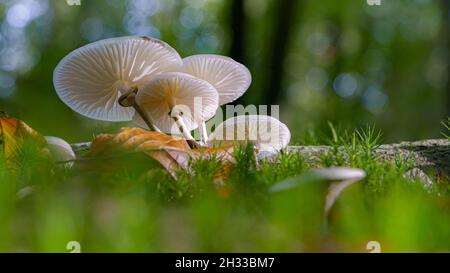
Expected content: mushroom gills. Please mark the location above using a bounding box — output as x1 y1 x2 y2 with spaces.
133 72 219 149
53 36 183 122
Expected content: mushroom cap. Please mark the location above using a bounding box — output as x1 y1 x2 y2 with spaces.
53 36 182 121
208 115 291 152
44 136 76 162
269 167 366 193
134 72 219 134
181 54 251 105
313 167 366 181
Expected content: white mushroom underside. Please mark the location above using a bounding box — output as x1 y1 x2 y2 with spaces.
53 36 182 121
134 72 219 134
182 55 251 105
208 115 291 152
313 168 366 181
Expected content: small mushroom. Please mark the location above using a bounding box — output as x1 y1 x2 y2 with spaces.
181 55 251 143
313 167 366 181
53 36 182 129
134 72 219 148
44 136 76 167
269 167 366 215
208 115 291 153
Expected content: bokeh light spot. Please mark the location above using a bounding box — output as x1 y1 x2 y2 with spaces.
333 73 358 98
6 4 31 28
362 86 388 114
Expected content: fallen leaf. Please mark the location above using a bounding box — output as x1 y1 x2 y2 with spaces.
0 113 48 162
85 128 192 178
82 128 238 182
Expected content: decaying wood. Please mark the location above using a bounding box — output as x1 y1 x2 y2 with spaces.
287 139 450 175
71 142 91 153
72 139 450 175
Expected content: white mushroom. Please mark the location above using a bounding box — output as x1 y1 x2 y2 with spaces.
181 55 251 143
208 115 291 152
269 167 366 215
53 36 182 130
313 167 366 181
314 168 366 214
134 72 219 148
44 136 76 166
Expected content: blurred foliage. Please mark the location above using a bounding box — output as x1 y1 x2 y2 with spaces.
0 0 448 143
0 131 449 252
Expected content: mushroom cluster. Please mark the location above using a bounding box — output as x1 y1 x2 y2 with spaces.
54 36 290 153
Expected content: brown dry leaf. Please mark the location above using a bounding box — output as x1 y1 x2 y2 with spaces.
84 128 238 182
85 127 192 178
0 113 48 161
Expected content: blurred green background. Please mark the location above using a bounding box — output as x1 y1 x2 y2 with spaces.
0 0 448 143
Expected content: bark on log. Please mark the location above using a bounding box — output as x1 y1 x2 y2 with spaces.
287 139 450 175
71 139 450 175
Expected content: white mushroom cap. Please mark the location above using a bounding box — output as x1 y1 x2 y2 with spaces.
313 167 366 181
268 167 366 214
208 115 291 152
44 136 76 162
181 55 251 105
53 36 182 121
134 72 219 135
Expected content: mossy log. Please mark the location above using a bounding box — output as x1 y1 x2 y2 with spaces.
72 139 450 175
287 139 450 176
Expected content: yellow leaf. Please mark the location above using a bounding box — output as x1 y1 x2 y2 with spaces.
0 114 47 161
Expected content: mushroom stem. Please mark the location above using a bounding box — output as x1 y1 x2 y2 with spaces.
171 115 201 149
172 115 194 140
133 102 161 132
118 89 160 132
199 121 209 145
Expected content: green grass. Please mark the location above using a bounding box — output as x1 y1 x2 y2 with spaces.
0 125 449 252
442 117 450 140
